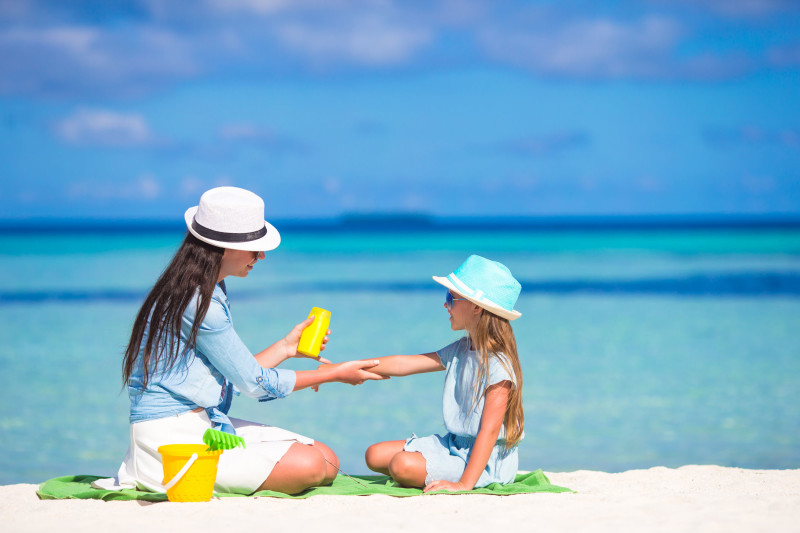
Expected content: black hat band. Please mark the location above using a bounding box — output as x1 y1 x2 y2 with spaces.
192 219 267 243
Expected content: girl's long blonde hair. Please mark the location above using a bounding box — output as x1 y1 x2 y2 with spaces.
470 310 524 448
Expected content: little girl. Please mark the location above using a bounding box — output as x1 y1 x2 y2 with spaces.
363 255 524 492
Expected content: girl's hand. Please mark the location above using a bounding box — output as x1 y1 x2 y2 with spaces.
423 480 472 493
282 316 332 362
311 357 376 392
322 360 389 386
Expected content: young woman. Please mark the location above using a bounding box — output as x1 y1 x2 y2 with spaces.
103 186 383 495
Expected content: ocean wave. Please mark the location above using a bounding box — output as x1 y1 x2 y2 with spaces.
2 271 799 304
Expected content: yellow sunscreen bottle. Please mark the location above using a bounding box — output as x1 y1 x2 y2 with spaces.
297 307 331 358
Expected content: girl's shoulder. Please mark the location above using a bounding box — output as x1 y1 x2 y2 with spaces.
489 350 511 364
487 351 518 385
437 336 471 364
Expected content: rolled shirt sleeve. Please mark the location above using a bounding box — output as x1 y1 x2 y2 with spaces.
185 291 296 402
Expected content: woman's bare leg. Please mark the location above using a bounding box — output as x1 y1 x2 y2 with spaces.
257 442 328 495
310 441 339 484
365 440 406 475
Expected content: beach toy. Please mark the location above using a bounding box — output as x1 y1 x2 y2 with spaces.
297 307 331 358
203 428 246 452
158 444 222 502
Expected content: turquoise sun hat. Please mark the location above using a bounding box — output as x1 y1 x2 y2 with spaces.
432 255 522 321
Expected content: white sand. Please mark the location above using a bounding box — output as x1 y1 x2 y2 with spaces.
2 466 798 533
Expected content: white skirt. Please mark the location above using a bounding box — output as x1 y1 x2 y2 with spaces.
95 410 314 495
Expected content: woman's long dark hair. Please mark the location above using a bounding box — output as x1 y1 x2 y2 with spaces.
122 233 224 389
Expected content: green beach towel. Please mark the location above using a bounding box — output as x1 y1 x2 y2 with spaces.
37 471 572 501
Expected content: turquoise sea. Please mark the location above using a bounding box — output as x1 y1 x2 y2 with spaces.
1 225 799 484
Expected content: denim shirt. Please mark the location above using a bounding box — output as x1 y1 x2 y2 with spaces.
128 282 296 434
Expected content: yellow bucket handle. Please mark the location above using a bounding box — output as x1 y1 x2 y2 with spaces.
163 453 199 491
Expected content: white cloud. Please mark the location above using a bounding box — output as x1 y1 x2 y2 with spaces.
654 0 797 17
138 174 161 198
67 174 162 200
213 175 234 187
769 43 800 67
205 0 436 66
273 17 433 66
478 16 683 79
180 176 205 197
206 0 295 15
53 109 152 146
511 175 539 191
741 174 776 195
323 177 342 194
636 175 664 193
219 123 274 141
1 1 796 98
704 125 800 149
0 26 101 58
216 122 308 153
500 131 590 156
400 192 430 211
0 24 198 97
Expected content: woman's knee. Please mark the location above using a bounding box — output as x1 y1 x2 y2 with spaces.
296 447 328 486
311 441 338 484
278 444 328 487
258 444 328 494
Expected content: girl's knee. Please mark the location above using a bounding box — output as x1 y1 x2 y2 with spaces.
387 452 411 477
364 443 383 470
388 452 425 485
366 440 407 474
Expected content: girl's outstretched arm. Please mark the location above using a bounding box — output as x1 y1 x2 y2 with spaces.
365 353 444 377
423 381 511 493
310 353 442 392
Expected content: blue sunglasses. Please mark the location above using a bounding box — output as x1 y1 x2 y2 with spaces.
445 291 467 310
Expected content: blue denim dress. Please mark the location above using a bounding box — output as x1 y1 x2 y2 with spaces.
404 337 520 487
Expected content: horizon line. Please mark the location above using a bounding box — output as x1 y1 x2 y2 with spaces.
2 213 800 233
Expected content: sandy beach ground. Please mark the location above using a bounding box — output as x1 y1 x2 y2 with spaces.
3 466 798 532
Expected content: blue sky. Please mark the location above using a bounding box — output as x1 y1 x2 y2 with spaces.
1 0 799 220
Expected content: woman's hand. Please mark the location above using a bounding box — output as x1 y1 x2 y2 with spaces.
281 316 332 364
423 479 472 493
294 359 388 393
321 360 389 385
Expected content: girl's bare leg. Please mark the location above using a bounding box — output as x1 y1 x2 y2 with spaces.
365 440 406 475
257 441 336 495
387 451 427 488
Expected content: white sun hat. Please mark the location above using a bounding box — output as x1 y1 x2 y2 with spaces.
184 186 281 251
433 255 522 321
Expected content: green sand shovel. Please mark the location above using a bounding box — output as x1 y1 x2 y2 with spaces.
203 428 246 452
